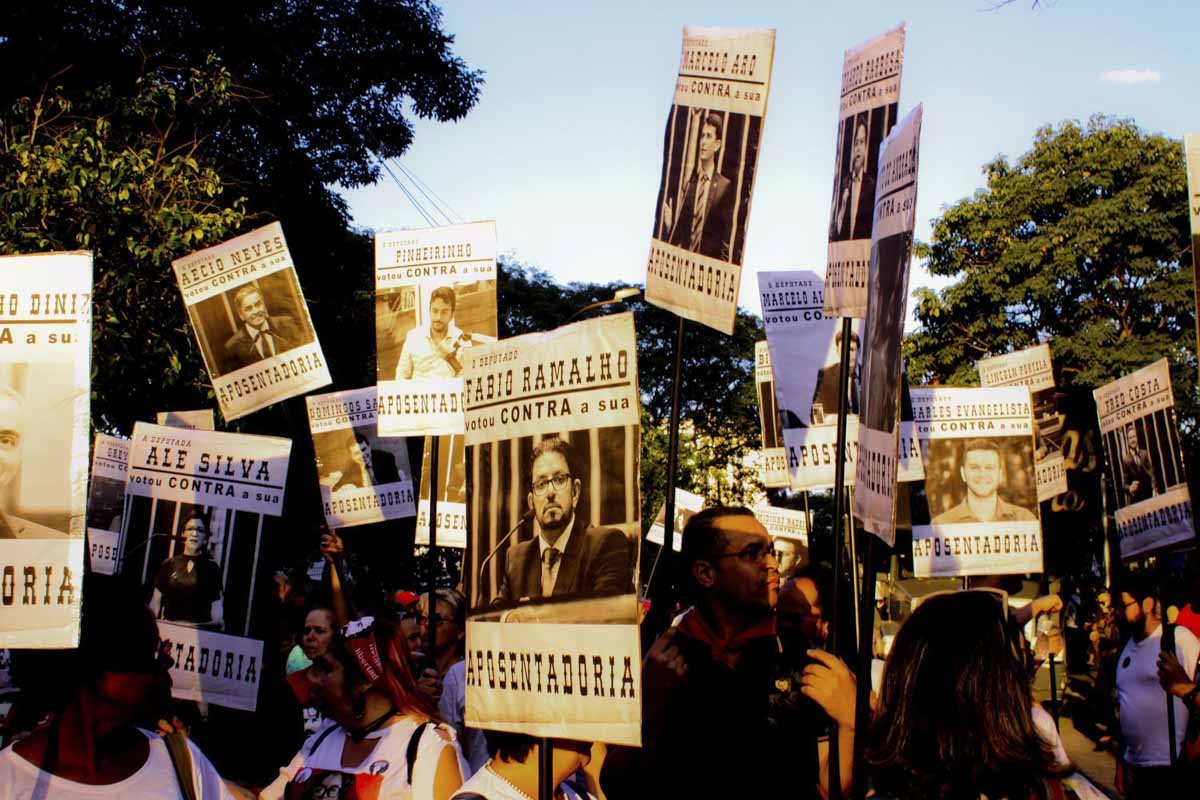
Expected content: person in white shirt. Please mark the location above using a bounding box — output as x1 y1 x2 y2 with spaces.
0 576 233 800
1114 573 1200 797
262 614 465 800
396 286 469 379
452 731 593 800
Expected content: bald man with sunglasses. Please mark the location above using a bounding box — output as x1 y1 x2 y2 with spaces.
601 507 855 799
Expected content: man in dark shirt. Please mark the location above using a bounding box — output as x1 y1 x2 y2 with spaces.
601 507 855 799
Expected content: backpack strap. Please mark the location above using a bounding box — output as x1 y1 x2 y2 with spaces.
306 722 340 756
162 732 198 800
406 720 435 785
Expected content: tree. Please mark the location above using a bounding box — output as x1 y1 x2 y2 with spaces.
904 116 1196 576
0 65 248 424
0 1 483 428
905 116 1194 413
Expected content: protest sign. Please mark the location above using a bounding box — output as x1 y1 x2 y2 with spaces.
909 386 1043 577
173 222 331 421
755 503 809 576
463 314 642 745
824 24 905 318
158 622 265 712
646 488 705 552
0 252 90 648
156 409 216 430
853 104 923 544
1187 134 1200 360
755 503 808 545
977 344 1067 502
415 433 467 549
754 341 789 487
646 26 775 334
375 221 497 437
1094 359 1194 559
759 270 858 490
87 433 129 576
306 387 416 529
122 423 291 710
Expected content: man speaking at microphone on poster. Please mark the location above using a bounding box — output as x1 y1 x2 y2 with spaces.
396 285 478 379
492 438 632 605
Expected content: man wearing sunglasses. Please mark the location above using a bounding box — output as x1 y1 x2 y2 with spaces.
494 438 632 605
602 507 855 799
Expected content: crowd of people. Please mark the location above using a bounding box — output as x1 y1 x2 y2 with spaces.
0 506 1196 799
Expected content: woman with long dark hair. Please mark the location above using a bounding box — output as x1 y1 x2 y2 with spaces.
866 591 1073 799
262 614 465 800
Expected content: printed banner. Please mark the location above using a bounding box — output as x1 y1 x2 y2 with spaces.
758 270 858 490
126 423 291 516
173 222 331 421
977 344 1067 502
854 104 923 544
0 252 91 649
87 433 129 576
306 387 416 529
754 341 789 487
159 621 264 712
1094 359 1195 559
909 386 1044 577
156 410 215 430
1186 134 1200 365
375 221 497 437
415 433 468 549
464 622 640 745
122 423 291 639
646 488 705 552
824 24 906 318
463 314 641 745
646 26 776 334
755 503 809 578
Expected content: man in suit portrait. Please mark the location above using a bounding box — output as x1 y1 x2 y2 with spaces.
829 114 876 242
666 111 736 261
932 439 1036 524
809 330 861 426
494 438 632 605
222 284 304 372
0 387 66 539
332 431 402 491
1119 422 1159 505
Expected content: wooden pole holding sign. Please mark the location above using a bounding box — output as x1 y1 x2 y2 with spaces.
426 436 440 660
651 317 686 628
826 315 855 800
851 531 879 800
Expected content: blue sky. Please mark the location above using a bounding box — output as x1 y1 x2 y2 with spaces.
339 0 1198 324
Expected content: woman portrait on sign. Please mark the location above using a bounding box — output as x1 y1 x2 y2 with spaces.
149 512 224 630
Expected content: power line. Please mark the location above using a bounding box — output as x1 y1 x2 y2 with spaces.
393 160 463 224
379 158 437 227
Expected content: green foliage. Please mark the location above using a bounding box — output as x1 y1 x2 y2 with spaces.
0 1 483 429
905 116 1196 439
0 66 246 427
498 259 765 528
